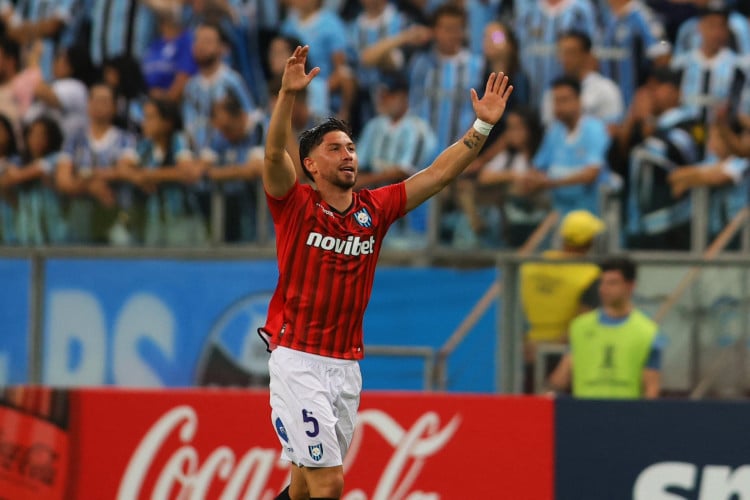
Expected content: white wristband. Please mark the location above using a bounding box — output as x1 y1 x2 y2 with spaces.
472 118 493 136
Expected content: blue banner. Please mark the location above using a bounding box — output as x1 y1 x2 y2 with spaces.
556 399 750 500
43 259 279 387
363 267 497 392
0 259 30 384
42 259 498 391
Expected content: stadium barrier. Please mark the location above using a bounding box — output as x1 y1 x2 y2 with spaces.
3 386 750 500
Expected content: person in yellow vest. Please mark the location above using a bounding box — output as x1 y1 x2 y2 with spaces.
546 256 663 399
520 210 605 392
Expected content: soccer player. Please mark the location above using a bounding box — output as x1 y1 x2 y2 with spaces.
260 45 512 500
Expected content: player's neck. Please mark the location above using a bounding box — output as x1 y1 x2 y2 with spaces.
602 302 633 319
318 184 354 213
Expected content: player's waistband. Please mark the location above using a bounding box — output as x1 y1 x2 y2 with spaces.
274 345 358 367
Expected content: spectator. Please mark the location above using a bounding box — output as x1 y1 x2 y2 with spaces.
0 113 18 243
182 22 259 153
141 9 197 102
102 55 149 133
515 0 597 107
518 76 610 217
1 0 77 79
348 0 415 128
281 0 356 121
520 209 605 393
0 115 65 244
355 73 438 248
25 46 93 140
598 0 670 108
55 83 139 244
541 30 624 127
671 5 744 127
409 4 484 152
457 107 549 248
668 123 749 240
547 256 663 399
626 67 704 250
201 91 266 243
0 37 22 127
129 98 206 246
89 0 157 68
424 0 503 56
674 0 750 55
266 34 330 120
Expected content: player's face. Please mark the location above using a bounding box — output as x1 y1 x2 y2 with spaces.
598 270 634 309
434 14 465 56
307 130 358 189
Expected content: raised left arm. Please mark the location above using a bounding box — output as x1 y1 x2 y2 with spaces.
404 72 513 213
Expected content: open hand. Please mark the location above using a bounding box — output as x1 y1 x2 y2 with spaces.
471 72 513 125
281 45 321 93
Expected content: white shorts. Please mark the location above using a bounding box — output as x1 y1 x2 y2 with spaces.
268 346 362 467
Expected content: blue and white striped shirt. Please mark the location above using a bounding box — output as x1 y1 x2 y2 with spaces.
281 8 350 80
357 114 438 175
597 1 667 107
514 0 597 107
11 0 75 79
409 49 485 152
671 48 744 126
89 0 156 66
674 12 750 56
182 64 257 152
348 4 409 89
709 154 750 236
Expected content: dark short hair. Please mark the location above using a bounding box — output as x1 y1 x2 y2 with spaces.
147 97 183 131
431 3 467 27
298 117 353 182
0 37 20 67
600 257 637 282
559 29 592 53
551 75 581 96
196 20 230 45
213 89 244 118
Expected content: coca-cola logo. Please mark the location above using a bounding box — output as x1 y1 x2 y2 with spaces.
0 429 61 487
118 405 461 500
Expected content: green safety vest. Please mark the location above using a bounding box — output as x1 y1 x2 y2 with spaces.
570 309 658 399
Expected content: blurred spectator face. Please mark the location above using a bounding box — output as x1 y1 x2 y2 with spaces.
142 102 169 140
483 22 511 60
552 84 581 125
379 89 408 120
360 0 386 12
193 25 224 67
651 82 679 115
433 13 465 56
558 36 587 76
210 102 245 141
268 37 293 78
504 112 529 150
292 98 310 131
26 122 48 159
88 85 116 124
52 50 72 80
289 0 321 13
598 269 634 309
700 14 729 53
103 65 120 89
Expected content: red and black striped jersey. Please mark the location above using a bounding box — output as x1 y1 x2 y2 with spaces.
262 181 406 359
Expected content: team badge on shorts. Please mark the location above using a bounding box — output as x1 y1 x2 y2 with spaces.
309 443 324 462
353 207 372 227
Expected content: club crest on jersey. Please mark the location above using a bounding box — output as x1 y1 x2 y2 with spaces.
353 207 372 227
309 443 324 462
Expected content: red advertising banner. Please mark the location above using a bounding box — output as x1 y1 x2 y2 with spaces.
59 389 552 499
0 404 69 500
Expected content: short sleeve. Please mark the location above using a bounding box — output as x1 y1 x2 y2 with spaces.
368 181 407 226
265 181 311 224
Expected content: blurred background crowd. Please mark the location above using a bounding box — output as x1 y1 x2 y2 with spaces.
0 0 747 250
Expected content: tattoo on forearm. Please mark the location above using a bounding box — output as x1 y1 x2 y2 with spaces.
462 130 484 150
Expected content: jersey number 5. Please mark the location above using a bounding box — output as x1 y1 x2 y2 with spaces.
302 409 319 437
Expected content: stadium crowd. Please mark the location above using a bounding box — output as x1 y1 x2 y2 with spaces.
0 0 748 249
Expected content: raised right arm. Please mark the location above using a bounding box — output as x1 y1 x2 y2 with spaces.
263 45 320 198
